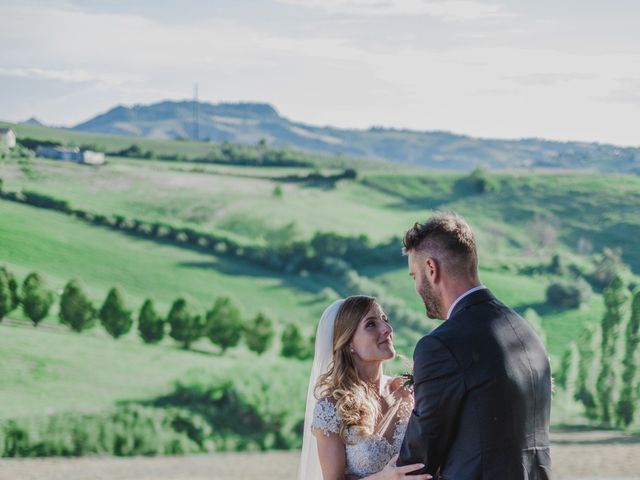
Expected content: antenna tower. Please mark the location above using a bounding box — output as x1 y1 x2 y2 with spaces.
193 83 199 141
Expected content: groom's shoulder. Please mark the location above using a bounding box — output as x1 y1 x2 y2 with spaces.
414 328 451 356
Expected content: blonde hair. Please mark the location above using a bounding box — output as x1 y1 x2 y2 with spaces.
314 295 382 443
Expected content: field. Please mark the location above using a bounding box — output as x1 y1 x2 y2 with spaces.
2 429 640 480
1 123 640 464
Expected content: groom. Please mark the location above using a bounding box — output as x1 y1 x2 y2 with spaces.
397 213 552 479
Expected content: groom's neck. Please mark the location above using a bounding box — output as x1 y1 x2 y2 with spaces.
441 277 481 318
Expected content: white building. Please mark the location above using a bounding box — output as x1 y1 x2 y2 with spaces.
35 146 105 165
0 128 16 149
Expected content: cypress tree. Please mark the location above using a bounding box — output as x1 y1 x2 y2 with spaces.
616 287 640 427
0 266 20 320
59 280 96 332
167 297 206 349
596 275 628 424
21 272 54 326
0 267 13 322
138 299 165 344
575 323 602 418
0 266 20 312
558 342 580 400
245 312 274 355
281 323 308 359
206 296 243 353
99 287 132 339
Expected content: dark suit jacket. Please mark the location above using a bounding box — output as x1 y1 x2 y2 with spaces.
397 289 552 479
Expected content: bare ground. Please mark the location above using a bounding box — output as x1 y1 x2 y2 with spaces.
0 430 638 480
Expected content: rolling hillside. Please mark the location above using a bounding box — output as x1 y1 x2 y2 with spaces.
67 100 640 172
1 124 639 456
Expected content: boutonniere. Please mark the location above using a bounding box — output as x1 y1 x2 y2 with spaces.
400 372 414 389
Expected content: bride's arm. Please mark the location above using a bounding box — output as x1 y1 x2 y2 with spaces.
315 431 347 480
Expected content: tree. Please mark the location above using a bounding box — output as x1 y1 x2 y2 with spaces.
281 323 310 359
245 312 274 355
99 288 132 339
616 287 640 427
138 299 165 344
0 266 20 318
59 280 96 332
575 323 602 418
21 272 54 326
206 296 243 353
167 297 206 349
591 247 623 290
596 275 628 424
0 267 15 321
557 342 580 400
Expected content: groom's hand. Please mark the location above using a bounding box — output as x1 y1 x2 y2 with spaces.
377 454 432 479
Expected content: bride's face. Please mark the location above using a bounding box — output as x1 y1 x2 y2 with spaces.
350 302 395 362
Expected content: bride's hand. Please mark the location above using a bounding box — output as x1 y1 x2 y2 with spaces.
375 454 432 480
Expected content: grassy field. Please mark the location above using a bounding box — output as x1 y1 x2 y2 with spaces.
0 200 328 331
1 124 639 455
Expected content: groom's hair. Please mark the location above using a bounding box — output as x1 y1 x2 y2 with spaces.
403 212 478 279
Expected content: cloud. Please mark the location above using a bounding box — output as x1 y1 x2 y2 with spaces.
0 67 141 87
506 72 597 86
274 0 513 21
602 78 640 107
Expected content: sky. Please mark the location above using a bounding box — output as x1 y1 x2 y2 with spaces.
1 0 639 146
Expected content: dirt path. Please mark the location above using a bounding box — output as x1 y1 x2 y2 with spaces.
1 430 638 480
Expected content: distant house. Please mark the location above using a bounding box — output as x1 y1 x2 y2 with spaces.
81 150 105 165
35 146 105 165
0 128 16 149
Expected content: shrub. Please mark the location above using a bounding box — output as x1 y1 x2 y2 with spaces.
455 166 499 194
138 299 165 344
99 287 133 339
546 278 592 308
21 272 54 326
0 406 204 457
59 280 96 332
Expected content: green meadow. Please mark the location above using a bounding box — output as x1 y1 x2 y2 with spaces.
1 123 639 454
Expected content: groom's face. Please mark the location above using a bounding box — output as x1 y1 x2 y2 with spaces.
408 251 444 320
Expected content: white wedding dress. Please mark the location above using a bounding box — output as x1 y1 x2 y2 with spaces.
311 378 414 478
298 300 414 480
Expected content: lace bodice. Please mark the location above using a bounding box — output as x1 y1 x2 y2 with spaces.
311 380 414 478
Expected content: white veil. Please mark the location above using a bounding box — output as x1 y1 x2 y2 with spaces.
298 299 345 480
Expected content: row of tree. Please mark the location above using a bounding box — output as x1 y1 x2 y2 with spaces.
0 266 313 359
557 275 640 428
0 187 402 276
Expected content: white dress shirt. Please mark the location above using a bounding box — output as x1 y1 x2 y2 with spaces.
446 285 487 319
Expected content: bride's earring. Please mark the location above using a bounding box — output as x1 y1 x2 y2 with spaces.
349 346 355 354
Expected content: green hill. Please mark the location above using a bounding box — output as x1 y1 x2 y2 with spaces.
1 124 639 455
17 99 640 172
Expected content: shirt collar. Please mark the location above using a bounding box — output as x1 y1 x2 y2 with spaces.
446 285 487 319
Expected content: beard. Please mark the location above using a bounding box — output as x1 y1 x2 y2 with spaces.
419 278 445 320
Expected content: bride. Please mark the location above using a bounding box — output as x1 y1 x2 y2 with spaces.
298 296 431 480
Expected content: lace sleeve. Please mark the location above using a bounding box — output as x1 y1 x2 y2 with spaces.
311 397 341 436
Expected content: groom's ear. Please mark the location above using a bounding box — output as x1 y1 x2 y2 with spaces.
425 257 439 280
